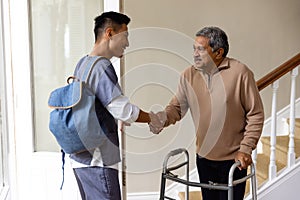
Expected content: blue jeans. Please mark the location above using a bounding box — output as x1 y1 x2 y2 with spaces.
196 155 247 200
73 167 121 200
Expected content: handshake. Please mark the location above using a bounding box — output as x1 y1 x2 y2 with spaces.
149 111 167 134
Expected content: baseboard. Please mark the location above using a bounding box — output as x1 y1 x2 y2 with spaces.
127 192 160 200
128 168 200 200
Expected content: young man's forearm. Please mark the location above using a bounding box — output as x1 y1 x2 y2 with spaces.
135 110 151 123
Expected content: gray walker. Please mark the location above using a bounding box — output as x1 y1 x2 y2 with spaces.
159 148 257 200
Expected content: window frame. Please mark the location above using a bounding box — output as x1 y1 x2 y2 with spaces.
0 0 10 199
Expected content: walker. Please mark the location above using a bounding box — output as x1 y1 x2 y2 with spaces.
159 148 257 200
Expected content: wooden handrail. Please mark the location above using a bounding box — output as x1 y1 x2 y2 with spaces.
256 53 300 91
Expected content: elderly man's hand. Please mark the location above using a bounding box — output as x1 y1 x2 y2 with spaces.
235 151 252 170
149 111 167 134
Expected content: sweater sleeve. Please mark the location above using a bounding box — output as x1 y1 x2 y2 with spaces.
164 72 190 127
239 69 264 155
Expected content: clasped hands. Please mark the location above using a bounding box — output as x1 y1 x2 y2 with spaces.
149 111 167 134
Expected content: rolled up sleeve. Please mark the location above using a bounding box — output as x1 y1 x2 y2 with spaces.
106 95 140 123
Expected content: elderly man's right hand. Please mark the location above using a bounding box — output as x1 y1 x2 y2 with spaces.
149 111 167 134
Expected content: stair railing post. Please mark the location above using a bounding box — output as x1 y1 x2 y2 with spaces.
269 80 279 180
287 67 298 167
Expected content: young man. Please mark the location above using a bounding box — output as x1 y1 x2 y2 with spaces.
70 12 155 200
150 26 264 200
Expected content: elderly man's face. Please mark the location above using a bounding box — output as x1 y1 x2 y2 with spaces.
193 36 217 71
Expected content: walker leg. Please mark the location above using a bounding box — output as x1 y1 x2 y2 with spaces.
228 186 233 200
251 166 257 200
160 173 167 200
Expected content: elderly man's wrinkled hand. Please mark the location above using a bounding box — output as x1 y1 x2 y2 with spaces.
149 111 166 134
235 151 252 170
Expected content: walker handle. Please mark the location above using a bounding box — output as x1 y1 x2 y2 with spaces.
168 148 187 157
162 148 189 173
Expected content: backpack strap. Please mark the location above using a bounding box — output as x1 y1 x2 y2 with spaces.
60 149 65 190
80 56 104 83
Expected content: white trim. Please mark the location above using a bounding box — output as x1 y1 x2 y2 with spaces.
127 192 160 200
245 159 300 200
9 0 34 199
2 0 16 198
0 0 10 196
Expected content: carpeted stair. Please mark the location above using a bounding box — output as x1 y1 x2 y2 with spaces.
245 118 300 197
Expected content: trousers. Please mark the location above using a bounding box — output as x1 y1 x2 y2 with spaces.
73 166 121 200
196 155 247 200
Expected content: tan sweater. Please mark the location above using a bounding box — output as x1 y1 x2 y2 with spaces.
164 57 264 160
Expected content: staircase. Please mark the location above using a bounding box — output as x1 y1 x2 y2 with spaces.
243 118 300 198
253 119 300 188
178 119 300 200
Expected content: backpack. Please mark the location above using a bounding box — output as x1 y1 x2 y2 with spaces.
48 56 107 189
48 56 105 154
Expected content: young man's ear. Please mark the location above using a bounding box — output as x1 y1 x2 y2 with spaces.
105 27 113 39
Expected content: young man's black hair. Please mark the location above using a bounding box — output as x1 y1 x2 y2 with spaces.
93 11 131 42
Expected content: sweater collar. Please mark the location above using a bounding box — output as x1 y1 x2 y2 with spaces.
217 57 231 71
193 57 230 74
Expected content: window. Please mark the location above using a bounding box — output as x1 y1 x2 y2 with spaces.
30 0 104 151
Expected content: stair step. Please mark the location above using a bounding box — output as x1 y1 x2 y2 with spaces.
255 153 285 180
178 191 202 200
244 175 264 198
261 135 300 164
244 175 260 197
245 169 265 193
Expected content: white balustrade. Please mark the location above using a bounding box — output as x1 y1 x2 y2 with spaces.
269 80 279 180
287 67 298 167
